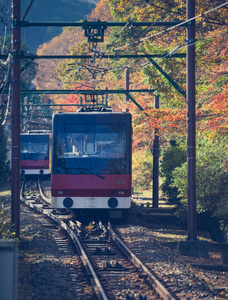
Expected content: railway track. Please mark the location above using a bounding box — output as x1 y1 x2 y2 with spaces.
20 178 176 300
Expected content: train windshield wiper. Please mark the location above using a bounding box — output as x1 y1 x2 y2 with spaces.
82 169 105 180
76 167 105 180
62 167 105 180
22 153 38 161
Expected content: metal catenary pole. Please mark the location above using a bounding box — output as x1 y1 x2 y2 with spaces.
186 0 197 240
125 68 129 103
152 95 159 208
11 0 21 238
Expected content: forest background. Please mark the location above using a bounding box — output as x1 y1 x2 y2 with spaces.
0 0 227 241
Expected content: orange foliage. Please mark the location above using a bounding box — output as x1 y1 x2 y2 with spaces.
88 0 113 21
61 81 95 112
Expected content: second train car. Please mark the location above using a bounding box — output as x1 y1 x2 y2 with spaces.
51 110 132 218
20 131 51 175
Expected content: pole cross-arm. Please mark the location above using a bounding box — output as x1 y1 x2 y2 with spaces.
146 57 186 98
124 92 145 112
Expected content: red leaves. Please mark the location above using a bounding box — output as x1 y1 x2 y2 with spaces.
144 107 187 136
62 81 94 112
219 48 227 57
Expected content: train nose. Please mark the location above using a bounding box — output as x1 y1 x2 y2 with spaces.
108 197 118 208
63 197 74 208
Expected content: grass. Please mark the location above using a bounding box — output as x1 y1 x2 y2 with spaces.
0 182 14 239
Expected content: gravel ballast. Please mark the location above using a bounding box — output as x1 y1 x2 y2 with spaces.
1 181 228 300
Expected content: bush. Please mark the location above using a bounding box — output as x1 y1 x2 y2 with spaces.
0 208 14 239
160 140 186 205
0 127 10 187
132 148 153 189
172 137 228 241
0 146 9 187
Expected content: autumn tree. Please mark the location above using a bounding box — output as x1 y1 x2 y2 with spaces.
34 0 228 194
107 0 227 136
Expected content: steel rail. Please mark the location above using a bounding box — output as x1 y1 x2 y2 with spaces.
37 179 50 203
108 222 176 300
20 179 109 300
21 179 176 299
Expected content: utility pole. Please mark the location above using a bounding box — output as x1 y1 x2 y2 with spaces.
186 0 197 240
125 68 129 103
152 95 159 208
11 0 21 238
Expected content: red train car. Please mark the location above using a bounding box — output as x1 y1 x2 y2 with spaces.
51 110 132 218
20 131 51 175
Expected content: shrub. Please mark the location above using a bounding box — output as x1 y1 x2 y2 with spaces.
172 137 228 240
0 146 9 187
132 148 153 189
160 140 186 205
0 208 14 239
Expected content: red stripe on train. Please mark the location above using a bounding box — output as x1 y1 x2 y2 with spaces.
20 160 49 168
51 174 131 197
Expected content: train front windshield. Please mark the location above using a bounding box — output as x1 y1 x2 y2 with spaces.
20 135 49 160
53 123 129 175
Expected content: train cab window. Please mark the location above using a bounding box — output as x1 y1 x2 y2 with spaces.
20 135 49 160
54 123 129 175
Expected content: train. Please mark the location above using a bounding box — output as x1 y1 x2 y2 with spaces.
51 109 132 218
20 130 51 176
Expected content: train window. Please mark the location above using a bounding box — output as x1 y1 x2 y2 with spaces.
56 124 126 158
20 135 49 160
54 123 129 175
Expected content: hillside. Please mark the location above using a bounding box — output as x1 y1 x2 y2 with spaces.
20 0 98 52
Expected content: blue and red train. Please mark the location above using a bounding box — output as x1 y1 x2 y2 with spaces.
20 131 51 175
51 110 132 218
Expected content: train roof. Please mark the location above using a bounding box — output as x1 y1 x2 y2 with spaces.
53 110 131 115
21 132 50 136
52 111 132 124
28 130 51 134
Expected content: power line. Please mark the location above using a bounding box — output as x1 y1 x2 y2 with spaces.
21 0 35 21
112 1 228 51
76 2 227 81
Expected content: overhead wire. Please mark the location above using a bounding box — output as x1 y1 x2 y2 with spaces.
76 1 227 87
76 0 152 82
21 0 35 21
105 0 150 49
140 24 228 68
26 1 227 108
112 1 228 51
56 1 179 85
101 1 228 96
0 0 10 14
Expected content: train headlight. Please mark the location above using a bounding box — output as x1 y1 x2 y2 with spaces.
39 170 44 174
108 197 118 208
63 197 73 208
21 170 25 175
